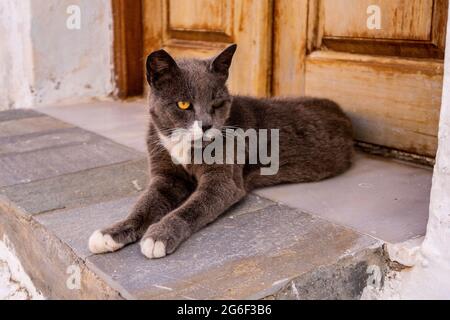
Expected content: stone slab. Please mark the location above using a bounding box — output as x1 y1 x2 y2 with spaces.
0 116 73 138
0 109 44 122
273 245 385 300
35 194 274 261
41 101 149 153
0 138 142 187
255 153 433 243
226 194 274 217
1 159 148 216
0 201 121 299
85 203 379 299
35 197 139 260
38 194 380 299
0 127 100 156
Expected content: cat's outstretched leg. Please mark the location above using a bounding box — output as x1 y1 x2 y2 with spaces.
88 175 192 254
140 169 246 259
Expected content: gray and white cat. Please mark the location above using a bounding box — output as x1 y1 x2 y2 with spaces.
89 44 354 259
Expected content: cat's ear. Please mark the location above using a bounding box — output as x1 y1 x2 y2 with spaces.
210 44 237 78
146 49 180 89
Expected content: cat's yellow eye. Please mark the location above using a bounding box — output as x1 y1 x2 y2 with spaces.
177 101 191 110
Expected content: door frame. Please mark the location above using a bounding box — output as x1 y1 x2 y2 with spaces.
111 0 144 98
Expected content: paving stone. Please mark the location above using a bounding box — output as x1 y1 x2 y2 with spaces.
0 138 143 187
41 101 149 152
34 192 381 299
255 153 433 243
50 199 378 299
0 116 73 138
0 109 44 122
227 194 274 216
35 194 274 261
35 197 139 260
0 201 122 299
273 246 385 300
0 127 100 156
2 159 148 216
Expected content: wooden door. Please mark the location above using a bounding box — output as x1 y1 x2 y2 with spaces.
273 0 448 157
141 0 448 157
142 0 272 96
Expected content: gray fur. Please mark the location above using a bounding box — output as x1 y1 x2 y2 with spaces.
91 45 354 258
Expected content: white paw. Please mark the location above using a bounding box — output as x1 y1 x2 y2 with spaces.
140 238 166 259
88 230 124 254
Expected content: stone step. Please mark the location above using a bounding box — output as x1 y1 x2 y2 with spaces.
0 109 385 299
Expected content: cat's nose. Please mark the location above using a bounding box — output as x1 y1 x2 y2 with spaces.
202 124 212 132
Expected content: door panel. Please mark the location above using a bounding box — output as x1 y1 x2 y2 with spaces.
319 0 448 59
305 52 443 156
168 0 228 32
142 0 272 96
274 0 447 157
323 0 434 41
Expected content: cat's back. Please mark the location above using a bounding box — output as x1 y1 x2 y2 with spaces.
229 95 352 133
231 95 347 115
231 95 354 188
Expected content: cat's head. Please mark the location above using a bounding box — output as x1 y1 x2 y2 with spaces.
146 45 237 141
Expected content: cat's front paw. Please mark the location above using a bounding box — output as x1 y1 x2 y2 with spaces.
140 238 167 259
140 218 189 259
88 230 124 254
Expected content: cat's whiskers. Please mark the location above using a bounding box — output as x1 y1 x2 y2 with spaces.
220 128 243 141
222 125 240 130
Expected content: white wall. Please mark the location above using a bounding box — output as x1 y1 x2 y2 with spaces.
0 1 34 109
0 0 114 110
369 5 450 299
396 7 450 298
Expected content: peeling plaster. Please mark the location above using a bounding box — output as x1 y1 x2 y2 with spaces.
0 235 44 300
387 237 424 267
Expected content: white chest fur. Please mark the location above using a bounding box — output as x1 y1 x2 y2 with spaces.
157 121 203 166
158 132 192 165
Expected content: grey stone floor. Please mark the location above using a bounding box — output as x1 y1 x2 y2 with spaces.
0 107 386 299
